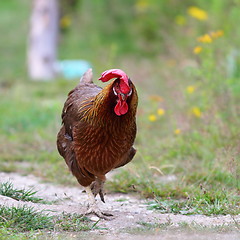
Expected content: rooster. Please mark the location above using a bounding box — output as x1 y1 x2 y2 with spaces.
57 69 138 218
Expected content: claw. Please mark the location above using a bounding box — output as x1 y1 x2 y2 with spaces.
99 189 105 203
85 205 114 220
90 178 106 203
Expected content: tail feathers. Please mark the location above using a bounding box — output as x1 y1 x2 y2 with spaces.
80 68 93 84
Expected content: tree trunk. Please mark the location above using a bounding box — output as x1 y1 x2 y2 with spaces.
27 0 59 80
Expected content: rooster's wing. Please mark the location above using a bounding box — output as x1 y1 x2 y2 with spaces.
57 69 101 185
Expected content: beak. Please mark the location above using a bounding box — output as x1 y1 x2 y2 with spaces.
119 93 127 101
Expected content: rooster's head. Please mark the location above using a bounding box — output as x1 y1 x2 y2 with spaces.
99 69 133 116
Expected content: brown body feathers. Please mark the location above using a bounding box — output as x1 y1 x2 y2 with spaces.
57 69 138 187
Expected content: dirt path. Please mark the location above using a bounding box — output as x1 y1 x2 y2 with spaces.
0 172 239 240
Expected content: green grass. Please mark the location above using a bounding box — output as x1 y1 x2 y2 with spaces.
0 227 41 240
0 206 99 239
0 182 101 237
0 205 54 232
148 192 239 216
0 182 44 203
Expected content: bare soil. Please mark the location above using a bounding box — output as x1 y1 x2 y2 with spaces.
0 172 239 240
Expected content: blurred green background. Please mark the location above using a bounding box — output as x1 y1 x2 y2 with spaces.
0 0 239 215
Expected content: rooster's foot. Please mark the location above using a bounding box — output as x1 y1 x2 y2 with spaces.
85 204 113 220
84 185 113 220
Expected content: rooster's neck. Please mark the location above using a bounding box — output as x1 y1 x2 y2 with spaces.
79 83 137 130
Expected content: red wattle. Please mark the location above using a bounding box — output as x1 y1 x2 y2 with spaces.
114 100 128 116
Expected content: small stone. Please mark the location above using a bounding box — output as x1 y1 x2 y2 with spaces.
90 216 100 222
126 215 134 219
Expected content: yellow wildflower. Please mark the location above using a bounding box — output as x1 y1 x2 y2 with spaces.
186 86 195 94
187 6 208 21
175 15 186 25
60 15 71 28
135 0 150 13
157 108 165 116
148 114 157 122
197 34 212 43
174 129 181 135
191 107 202 118
211 30 224 39
167 59 177 67
193 46 202 54
216 30 224 37
149 95 164 102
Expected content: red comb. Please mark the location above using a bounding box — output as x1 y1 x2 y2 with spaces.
99 69 130 94
99 69 128 83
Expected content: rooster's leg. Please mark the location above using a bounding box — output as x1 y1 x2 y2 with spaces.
84 186 113 220
90 178 105 203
